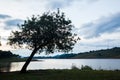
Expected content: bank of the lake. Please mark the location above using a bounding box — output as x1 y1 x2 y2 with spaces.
0 70 120 80
0 57 37 62
0 57 37 71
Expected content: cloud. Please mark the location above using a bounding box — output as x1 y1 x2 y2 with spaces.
73 37 120 53
0 13 23 30
80 39 119 47
0 14 11 19
80 13 120 39
46 0 74 9
46 0 99 9
4 19 23 30
87 0 99 3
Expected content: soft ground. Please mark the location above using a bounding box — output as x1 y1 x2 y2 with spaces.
0 70 120 80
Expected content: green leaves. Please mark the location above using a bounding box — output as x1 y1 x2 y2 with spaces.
8 9 79 54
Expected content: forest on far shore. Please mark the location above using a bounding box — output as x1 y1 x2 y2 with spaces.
0 50 20 59
0 47 120 59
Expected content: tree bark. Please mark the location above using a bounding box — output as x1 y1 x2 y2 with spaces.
20 48 38 73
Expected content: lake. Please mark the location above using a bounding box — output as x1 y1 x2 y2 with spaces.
1 59 120 72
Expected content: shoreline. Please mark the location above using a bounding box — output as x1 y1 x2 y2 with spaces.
1 69 120 80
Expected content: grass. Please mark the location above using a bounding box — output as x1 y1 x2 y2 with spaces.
0 70 120 80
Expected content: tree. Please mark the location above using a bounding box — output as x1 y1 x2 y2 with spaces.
8 9 79 73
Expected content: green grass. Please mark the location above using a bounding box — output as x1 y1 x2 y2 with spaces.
0 70 120 80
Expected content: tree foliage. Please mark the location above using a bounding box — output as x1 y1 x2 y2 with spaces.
8 9 78 54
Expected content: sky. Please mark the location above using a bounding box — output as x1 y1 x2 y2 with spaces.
0 0 120 57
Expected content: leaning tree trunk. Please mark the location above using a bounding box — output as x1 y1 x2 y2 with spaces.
20 48 38 73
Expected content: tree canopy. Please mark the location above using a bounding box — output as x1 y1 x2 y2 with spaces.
8 9 78 54
8 9 79 73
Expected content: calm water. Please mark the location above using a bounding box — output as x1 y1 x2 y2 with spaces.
1 59 120 72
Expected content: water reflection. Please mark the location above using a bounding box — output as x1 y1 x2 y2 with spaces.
0 59 120 72
0 62 11 72
10 62 25 71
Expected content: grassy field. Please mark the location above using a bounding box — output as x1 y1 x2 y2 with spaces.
0 70 120 80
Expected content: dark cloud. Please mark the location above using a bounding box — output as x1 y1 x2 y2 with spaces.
0 14 11 19
4 19 23 30
80 13 120 38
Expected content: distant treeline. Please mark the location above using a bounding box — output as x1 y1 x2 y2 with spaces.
33 47 120 59
33 53 76 59
72 47 120 59
0 50 20 59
